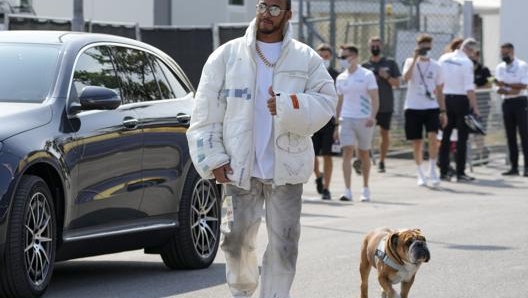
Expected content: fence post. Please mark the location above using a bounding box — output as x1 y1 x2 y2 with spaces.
380 0 386 46
72 0 84 32
330 0 336 64
298 0 304 43
463 0 474 38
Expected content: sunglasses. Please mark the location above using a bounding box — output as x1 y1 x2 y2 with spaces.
256 3 287 17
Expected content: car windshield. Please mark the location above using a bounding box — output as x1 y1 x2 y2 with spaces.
0 43 60 103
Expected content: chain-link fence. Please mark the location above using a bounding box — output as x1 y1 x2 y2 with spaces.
294 0 462 68
377 87 506 169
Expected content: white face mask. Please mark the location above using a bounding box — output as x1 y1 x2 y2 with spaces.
323 60 331 69
339 59 350 70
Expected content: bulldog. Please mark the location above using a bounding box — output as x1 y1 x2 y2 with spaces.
359 227 430 298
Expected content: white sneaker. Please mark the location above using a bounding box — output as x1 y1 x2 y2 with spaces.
360 187 370 202
417 170 427 186
339 189 353 201
429 169 440 186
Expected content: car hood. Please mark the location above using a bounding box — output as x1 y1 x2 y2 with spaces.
0 102 52 141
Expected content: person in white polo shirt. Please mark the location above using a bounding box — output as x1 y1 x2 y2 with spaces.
335 44 379 201
438 38 480 182
402 33 447 186
495 42 528 177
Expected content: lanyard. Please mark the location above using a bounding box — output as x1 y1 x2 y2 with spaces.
416 61 434 100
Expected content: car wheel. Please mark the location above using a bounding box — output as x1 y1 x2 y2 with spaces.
161 167 221 269
0 175 56 298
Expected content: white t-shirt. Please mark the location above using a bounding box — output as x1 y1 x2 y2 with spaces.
252 41 281 179
403 57 444 110
438 49 474 95
495 57 528 99
335 66 378 119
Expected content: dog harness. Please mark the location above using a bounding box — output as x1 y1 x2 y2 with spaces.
375 237 403 271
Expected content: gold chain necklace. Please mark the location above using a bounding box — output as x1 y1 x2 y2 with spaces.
256 42 276 68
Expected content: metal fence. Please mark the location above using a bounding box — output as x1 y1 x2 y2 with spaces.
295 0 463 69
374 87 507 169
2 7 509 166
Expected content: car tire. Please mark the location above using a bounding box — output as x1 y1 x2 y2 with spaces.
0 175 56 298
160 167 221 269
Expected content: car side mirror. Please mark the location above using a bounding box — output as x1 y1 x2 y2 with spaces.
79 86 121 110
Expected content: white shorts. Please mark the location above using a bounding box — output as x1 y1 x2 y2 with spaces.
339 117 374 150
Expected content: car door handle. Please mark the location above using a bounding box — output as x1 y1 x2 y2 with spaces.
123 116 139 129
176 113 191 123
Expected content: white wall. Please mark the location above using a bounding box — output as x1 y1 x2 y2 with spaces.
30 0 255 27
481 12 500 73
500 0 528 63
171 0 254 26
32 0 154 26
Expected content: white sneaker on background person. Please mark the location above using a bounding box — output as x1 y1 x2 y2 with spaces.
360 187 370 202
417 165 427 186
429 168 440 187
339 188 353 201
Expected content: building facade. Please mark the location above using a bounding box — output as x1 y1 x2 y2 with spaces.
26 0 256 27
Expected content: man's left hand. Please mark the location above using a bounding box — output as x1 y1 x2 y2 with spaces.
267 86 277 115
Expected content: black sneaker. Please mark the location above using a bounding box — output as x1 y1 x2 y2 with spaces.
378 161 386 173
502 168 519 176
321 189 331 200
339 195 352 202
353 159 362 175
457 174 475 182
440 174 451 182
447 165 456 177
315 175 323 194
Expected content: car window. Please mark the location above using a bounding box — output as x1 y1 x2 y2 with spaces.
111 46 161 103
0 44 60 103
72 46 121 98
149 55 188 99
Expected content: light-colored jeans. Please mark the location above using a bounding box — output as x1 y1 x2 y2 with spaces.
222 178 303 298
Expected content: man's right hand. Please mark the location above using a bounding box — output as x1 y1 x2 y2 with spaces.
212 164 233 183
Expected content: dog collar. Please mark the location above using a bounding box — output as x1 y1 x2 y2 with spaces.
375 238 403 271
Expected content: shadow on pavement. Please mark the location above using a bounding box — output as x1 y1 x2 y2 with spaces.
46 261 226 298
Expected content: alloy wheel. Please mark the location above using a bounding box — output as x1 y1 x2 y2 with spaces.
190 179 220 259
24 191 53 286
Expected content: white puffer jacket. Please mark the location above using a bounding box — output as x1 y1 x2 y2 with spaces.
186 18 337 190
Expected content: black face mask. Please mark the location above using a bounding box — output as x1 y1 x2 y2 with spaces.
418 47 431 56
370 47 381 56
502 55 512 64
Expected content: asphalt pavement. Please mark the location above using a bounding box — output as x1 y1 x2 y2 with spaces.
45 152 528 298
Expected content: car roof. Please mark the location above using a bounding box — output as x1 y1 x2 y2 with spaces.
0 30 154 50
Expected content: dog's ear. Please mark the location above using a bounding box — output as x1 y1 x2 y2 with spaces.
413 228 426 242
390 232 399 249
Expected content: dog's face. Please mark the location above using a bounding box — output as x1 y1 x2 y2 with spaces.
390 229 430 264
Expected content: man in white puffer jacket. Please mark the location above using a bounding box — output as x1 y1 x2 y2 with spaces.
186 0 336 297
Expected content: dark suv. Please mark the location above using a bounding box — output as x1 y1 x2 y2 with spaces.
0 31 221 298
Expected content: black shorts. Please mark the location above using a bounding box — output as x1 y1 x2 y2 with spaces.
405 108 440 140
376 112 393 130
312 119 335 156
